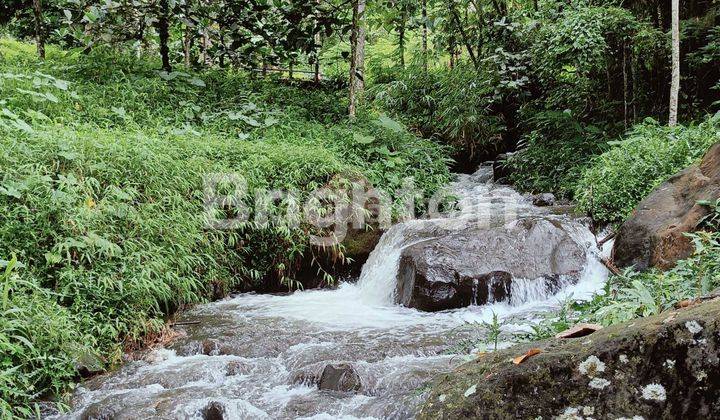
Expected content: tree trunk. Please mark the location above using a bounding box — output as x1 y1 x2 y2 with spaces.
314 0 322 83
349 0 366 119
158 0 171 72
183 28 192 67
398 23 405 68
32 0 45 59
314 31 322 83
183 1 192 67
219 31 226 67
632 53 637 122
422 0 428 72
448 2 478 68
201 29 211 66
668 0 680 126
623 41 628 130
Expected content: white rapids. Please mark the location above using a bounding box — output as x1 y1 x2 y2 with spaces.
55 164 611 420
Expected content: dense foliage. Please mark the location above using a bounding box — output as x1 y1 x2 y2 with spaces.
575 116 720 224
371 1 718 184
1 0 719 415
0 38 451 415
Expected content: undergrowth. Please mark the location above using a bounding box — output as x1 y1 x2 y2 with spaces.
575 115 720 224
0 38 451 415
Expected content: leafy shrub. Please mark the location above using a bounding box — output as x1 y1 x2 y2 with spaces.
575 115 720 224
370 62 516 165
504 109 611 197
581 228 720 326
0 257 91 418
504 4 664 197
530 5 649 113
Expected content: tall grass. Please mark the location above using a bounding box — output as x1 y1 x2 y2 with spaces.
0 38 452 415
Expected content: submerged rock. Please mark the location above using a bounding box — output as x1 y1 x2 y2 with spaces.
613 142 720 270
200 401 226 420
318 363 362 393
419 298 720 419
530 192 556 207
395 217 587 312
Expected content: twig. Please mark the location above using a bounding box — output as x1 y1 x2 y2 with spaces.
601 258 621 276
170 321 201 327
597 231 617 248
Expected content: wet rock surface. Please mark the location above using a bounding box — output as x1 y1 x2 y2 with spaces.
318 363 362 392
614 142 720 270
419 298 720 419
530 192 556 207
395 216 588 311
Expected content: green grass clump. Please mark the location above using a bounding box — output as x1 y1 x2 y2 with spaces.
574 116 720 224
0 38 452 415
0 257 91 419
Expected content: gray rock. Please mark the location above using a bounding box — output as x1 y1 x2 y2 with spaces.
318 363 362 393
492 154 513 182
531 193 556 207
395 217 587 312
419 298 720 419
613 142 720 270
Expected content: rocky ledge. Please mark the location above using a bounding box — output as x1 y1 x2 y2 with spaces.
419 298 720 419
396 216 588 311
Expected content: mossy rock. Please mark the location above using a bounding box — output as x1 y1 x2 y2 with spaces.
420 299 720 419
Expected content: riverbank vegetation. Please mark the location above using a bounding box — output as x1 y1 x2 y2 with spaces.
0 39 451 416
1 0 719 416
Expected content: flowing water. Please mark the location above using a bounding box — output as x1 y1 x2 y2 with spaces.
56 165 611 420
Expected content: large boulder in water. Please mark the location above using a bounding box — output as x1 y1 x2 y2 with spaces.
419 297 720 419
613 143 720 270
395 217 588 312
318 363 362 393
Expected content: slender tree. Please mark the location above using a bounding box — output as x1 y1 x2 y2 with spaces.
349 0 366 119
157 0 172 71
422 0 428 71
182 0 193 67
398 20 406 67
314 0 322 83
32 0 45 59
668 0 680 126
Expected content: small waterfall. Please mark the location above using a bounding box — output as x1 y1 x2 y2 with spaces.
509 276 575 305
356 223 415 305
355 164 602 309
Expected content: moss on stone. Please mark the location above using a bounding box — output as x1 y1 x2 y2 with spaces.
419 299 720 419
